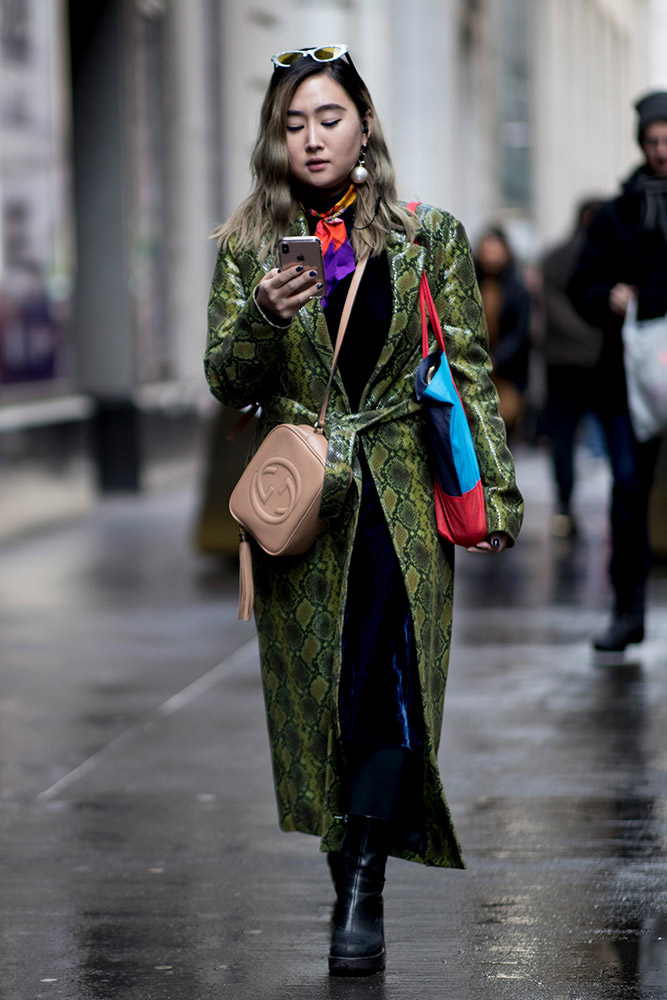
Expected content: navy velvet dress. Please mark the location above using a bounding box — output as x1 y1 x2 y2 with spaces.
318 220 423 754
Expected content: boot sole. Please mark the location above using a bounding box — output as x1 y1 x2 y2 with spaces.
328 949 385 976
592 633 645 662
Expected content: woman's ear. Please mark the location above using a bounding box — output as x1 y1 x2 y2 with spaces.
362 109 373 139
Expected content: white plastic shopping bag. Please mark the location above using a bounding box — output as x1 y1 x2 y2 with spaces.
621 298 667 442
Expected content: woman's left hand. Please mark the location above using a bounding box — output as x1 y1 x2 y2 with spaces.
466 532 510 554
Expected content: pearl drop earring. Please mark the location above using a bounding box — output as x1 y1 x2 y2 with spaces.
351 146 369 185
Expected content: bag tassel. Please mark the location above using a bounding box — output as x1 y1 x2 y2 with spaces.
237 528 254 621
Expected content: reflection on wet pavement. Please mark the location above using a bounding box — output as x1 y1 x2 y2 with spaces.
1 450 666 998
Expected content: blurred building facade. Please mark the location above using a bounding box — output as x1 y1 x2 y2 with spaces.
0 0 665 530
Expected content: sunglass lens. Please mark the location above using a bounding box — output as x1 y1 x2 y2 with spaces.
313 46 344 61
276 51 303 66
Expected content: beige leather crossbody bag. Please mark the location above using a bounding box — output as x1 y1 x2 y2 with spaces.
229 257 368 619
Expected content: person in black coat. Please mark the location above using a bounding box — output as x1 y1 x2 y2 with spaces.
569 90 667 655
540 199 603 538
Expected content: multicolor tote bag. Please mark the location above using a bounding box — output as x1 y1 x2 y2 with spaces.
414 270 488 548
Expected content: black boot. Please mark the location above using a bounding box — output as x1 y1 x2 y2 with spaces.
327 851 343 895
329 814 389 976
593 613 644 653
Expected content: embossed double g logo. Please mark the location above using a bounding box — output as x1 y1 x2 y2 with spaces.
250 458 301 523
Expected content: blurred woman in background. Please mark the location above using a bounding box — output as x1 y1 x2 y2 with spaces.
474 226 532 438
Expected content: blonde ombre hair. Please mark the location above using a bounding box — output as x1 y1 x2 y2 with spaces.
213 54 417 259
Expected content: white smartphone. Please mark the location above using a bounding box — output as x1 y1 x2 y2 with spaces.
278 236 326 296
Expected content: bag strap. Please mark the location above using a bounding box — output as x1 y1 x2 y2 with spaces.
419 273 446 357
407 201 446 358
315 255 369 430
227 255 368 441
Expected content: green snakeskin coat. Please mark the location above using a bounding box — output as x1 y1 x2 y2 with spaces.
205 203 523 868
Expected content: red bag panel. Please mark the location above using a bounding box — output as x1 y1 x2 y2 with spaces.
434 478 487 548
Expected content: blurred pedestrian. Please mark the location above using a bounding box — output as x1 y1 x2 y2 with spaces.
569 91 667 655
474 226 532 438
204 44 523 975
540 199 604 538
0 262 59 383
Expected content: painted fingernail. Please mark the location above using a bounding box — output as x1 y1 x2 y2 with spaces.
309 270 317 277
316 283 323 289
492 537 500 548
295 265 303 272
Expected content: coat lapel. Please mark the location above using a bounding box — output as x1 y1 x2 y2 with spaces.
361 234 425 407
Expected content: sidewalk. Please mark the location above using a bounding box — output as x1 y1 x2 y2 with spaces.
1 447 667 1000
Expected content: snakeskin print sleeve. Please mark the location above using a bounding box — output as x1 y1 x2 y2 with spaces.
204 241 288 409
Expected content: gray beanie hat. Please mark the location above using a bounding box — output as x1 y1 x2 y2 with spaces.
635 90 667 142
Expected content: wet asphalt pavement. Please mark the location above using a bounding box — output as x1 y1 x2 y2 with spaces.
1 447 667 1000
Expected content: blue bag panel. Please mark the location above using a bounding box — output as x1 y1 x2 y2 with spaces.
415 351 482 496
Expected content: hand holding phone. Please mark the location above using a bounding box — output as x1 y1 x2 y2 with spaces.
278 236 326 296
256 236 326 322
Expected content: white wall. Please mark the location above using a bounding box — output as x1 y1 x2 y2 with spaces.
646 0 667 87
531 0 654 249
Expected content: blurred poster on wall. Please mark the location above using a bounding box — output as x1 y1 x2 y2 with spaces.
0 0 74 394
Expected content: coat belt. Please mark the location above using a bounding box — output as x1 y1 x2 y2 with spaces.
262 396 422 520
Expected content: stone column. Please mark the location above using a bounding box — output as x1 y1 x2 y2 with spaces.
68 0 140 490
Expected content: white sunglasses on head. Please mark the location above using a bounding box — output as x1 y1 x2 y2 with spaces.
271 44 350 68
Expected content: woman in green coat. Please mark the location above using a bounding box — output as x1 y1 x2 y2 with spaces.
205 45 523 976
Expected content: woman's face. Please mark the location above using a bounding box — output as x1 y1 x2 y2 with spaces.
476 234 510 275
285 73 371 196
